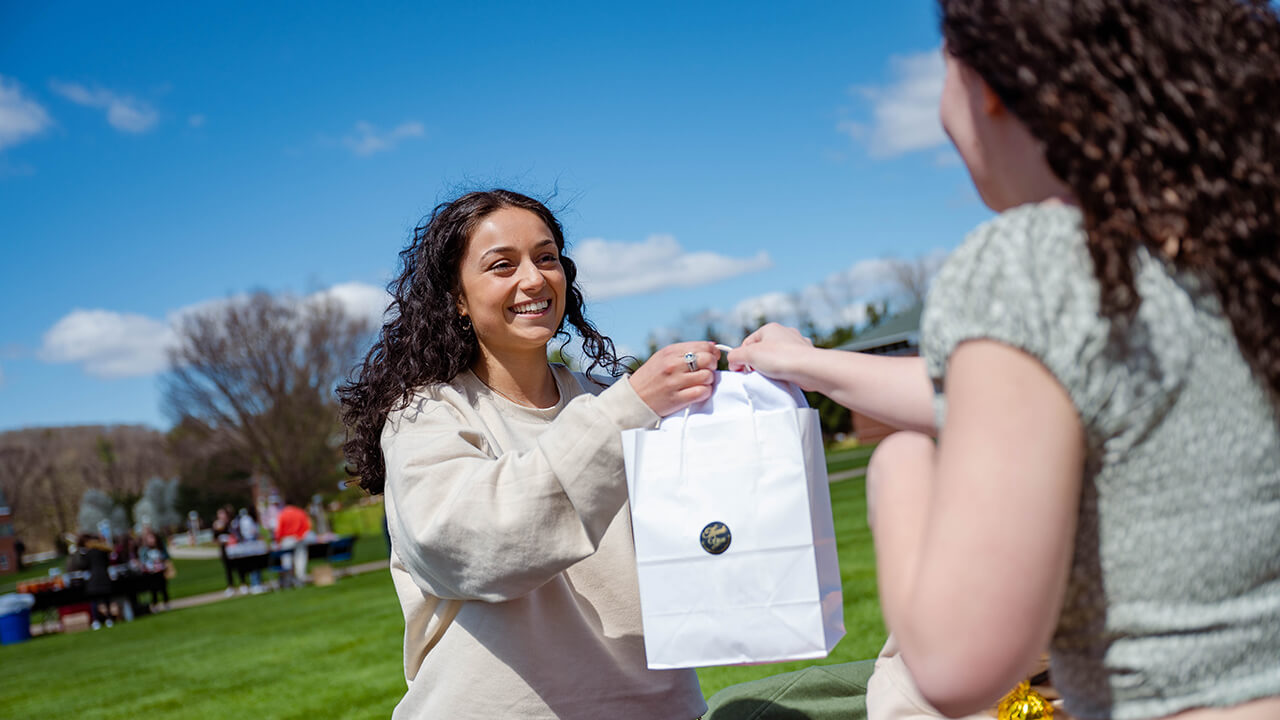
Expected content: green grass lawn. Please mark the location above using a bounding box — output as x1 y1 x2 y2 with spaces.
1 571 405 720
0 453 883 716
824 445 875 475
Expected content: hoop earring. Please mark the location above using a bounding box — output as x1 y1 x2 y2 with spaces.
458 315 472 332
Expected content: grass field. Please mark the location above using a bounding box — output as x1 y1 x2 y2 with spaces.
0 450 884 717
1 571 405 720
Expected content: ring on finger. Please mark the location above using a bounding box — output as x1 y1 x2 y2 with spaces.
683 351 698 372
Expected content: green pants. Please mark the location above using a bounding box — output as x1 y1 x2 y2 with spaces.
704 660 877 720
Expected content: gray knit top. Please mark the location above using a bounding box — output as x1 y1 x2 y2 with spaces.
921 203 1280 720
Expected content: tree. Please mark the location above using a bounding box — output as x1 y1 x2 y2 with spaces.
0 441 49 534
864 300 889 330
77 488 121 536
168 417 255 525
133 477 181 531
886 253 945 309
0 429 81 550
162 291 372 504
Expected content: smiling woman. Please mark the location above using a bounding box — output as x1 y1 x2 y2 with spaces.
455 207 570 405
337 189 718 720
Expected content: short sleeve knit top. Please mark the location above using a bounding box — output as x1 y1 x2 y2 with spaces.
921 203 1280 720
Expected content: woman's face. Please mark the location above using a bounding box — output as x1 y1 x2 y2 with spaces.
940 50 998 206
939 50 1069 211
456 207 567 360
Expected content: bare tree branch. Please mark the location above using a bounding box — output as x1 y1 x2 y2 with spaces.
162 292 372 503
886 253 946 309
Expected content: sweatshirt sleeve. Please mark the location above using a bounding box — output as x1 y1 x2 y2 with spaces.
382 376 659 603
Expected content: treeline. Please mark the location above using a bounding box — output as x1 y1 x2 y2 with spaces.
0 425 174 554
2 290 375 555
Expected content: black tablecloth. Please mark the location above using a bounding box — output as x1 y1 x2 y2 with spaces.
30 571 167 612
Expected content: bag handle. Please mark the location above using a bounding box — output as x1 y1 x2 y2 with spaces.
674 371 762 491
669 342 771 489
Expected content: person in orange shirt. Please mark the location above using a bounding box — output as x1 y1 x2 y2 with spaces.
274 501 313 588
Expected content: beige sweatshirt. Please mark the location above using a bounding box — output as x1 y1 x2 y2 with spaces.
382 364 706 719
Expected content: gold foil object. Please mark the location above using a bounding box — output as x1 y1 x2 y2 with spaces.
997 680 1054 720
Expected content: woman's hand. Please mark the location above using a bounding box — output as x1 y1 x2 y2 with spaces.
629 341 720 417
727 323 816 386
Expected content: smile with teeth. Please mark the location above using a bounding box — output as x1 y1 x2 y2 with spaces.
510 299 551 315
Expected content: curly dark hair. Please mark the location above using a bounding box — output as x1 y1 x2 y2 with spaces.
337 189 629 494
940 0 1280 404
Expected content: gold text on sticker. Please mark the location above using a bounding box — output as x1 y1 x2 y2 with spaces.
700 522 731 555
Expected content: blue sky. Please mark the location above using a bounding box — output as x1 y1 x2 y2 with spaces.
0 0 992 431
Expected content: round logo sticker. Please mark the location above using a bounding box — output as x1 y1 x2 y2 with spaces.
700 521 732 555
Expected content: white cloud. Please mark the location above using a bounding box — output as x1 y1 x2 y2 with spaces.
841 48 947 157
39 282 392 379
188 114 205 128
573 234 772 300
50 80 158 133
309 282 392 328
652 251 949 346
0 75 52 150
342 121 424 156
719 261 885 337
40 309 175 378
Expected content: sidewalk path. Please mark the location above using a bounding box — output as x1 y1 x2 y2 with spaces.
168 545 220 560
828 467 867 483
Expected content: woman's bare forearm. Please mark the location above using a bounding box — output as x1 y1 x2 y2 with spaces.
786 347 937 436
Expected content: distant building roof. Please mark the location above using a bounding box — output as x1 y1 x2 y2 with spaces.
836 304 922 354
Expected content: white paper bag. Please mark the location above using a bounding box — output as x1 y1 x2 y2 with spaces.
621 370 845 669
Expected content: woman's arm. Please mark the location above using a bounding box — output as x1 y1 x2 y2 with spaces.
728 323 937 435
385 377 658 603
386 342 718 603
870 340 1084 717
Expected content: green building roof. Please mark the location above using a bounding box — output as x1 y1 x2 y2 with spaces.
835 304 922 353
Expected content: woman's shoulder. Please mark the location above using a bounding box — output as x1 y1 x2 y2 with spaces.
928 202 1095 322
383 375 478 435
956 202 1087 268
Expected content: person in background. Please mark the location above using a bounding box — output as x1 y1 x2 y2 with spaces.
138 529 170 612
222 506 268 596
112 528 138 565
274 500 312 588
236 506 260 543
75 533 115 630
211 506 237 598
234 507 265 594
